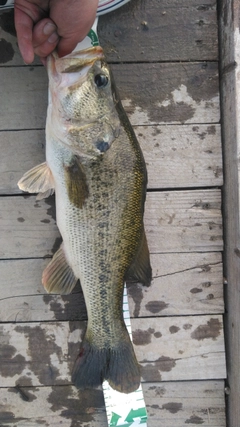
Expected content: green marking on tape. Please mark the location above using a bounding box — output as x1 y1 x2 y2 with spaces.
125 408 147 423
110 412 122 426
87 29 99 46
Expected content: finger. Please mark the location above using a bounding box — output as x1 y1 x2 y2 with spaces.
32 18 59 58
14 6 34 63
50 0 99 58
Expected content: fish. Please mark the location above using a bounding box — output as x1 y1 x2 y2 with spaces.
18 46 152 393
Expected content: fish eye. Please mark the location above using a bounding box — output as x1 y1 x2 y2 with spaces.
94 74 109 88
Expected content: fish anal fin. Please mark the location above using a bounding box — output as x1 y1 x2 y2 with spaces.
64 155 89 209
126 230 152 287
18 162 55 198
42 244 78 295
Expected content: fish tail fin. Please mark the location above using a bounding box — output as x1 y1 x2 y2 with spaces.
106 341 141 393
72 334 140 394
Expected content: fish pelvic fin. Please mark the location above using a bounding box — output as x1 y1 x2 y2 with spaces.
42 244 78 294
18 162 55 199
126 230 152 287
72 333 141 394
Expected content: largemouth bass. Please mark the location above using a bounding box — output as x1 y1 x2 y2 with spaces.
18 46 152 393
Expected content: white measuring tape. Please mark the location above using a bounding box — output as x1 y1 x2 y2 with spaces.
103 286 147 427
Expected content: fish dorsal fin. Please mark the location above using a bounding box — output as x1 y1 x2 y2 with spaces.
42 245 78 295
18 162 55 199
126 230 152 287
64 156 89 209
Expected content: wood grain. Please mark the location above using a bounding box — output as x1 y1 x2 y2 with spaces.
0 0 218 66
0 252 223 322
219 0 240 425
98 0 218 62
0 124 222 195
0 190 223 259
0 62 219 130
0 381 226 427
0 315 226 387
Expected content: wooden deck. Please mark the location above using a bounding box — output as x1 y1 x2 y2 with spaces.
0 1 227 426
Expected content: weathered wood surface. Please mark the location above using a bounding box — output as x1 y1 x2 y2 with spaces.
0 315 226 387
0 0 226 425
219 0 240 425
0 189 223 259
98 0 218 62
0 124 223 194
0 252 223 322
0 0 218 67
0 381 226 427
0 62 220 130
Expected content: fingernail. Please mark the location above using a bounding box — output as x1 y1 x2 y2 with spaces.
48 32 59 44
43 22 57 36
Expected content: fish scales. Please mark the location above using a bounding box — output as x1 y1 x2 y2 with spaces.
18 47 152 393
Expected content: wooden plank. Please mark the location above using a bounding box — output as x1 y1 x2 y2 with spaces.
0 190 223 259
0 124 223 195
112 62 220 125
0 62 219 130
0 130 45 195
0 0 218 66
0 315 226 387
98 0 218 62
219 0 240 425
0 253 224 322
136 124 223 188
0 381 226 427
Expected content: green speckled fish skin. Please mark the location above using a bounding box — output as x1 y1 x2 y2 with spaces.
20 47 152 393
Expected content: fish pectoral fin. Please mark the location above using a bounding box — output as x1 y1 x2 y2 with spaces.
64 155 89 209
18 162 55 198
126 230 152 287
42 244 78 295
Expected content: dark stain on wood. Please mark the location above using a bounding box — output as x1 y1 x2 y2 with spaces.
47 386 105 425
169 326 180 334
148 385 166 397
162 402 183 414
14 325 63 385
142 356 176 381
183 323 193 330
41 219 51 223
111 62 219 124
0 39 14 64
132 327 155 345
190 287 203 294
0 10 16 36
207 125 216 134
0 411 16 423
45 195 56 221
17 217 25 223
145 300 169 313
157 103 195 124
51 237 62 254
43 291 87 321
127 283 143 317
141 363 162 382
154 331 162 338
0 329 26 378
191 318 221 341
185 414 204 424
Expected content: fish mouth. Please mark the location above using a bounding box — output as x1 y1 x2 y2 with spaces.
48 47 104 79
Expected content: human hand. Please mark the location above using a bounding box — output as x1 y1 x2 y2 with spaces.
14 0 99 64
